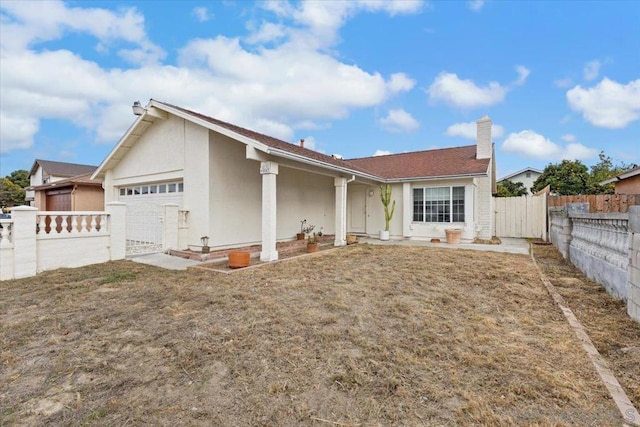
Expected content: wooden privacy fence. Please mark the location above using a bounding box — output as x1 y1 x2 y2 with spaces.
548 194 640 213
494 194 548 239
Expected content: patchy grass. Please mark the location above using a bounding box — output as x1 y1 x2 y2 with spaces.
0 244 629 425
532 244 640 410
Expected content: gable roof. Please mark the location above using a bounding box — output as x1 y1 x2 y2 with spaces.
345 146 489 180
27 173 102 191
498 167 542 182
93 99 491 182
600 166 640 185
30 159 97 178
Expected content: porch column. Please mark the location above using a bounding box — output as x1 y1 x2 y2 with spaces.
334 177 347 246
402 183 411 237
260 161 279 262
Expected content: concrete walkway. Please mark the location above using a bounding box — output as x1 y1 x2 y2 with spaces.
131 253 203 270
359 236 530 255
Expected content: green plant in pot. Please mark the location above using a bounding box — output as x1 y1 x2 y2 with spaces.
379 184 395 241
306 232 319 253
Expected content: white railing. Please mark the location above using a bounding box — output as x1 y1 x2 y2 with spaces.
0 218 13 247
36 211 108 236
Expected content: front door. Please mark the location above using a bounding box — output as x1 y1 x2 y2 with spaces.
348 188 366 233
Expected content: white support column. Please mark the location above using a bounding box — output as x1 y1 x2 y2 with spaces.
163 203 179 251
334 177 347 246
106 202 126 260
402 183 411 237
11 206 37 279
260 161 279 262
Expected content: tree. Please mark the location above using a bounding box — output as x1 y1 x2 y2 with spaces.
496 180 528 197
589 151 635 194
0 178 26 207
531 160 591 195
7 169 29 188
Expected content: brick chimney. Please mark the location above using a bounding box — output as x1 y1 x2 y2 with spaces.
476 115 492 159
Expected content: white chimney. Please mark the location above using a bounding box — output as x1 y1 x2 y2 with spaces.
132 101 145 116
476 115 492 159
299 138 305 148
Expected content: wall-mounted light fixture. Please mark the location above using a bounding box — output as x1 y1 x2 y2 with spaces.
368 189 375 197
132 101 145 116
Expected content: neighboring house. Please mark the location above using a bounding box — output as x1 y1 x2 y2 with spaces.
600 166 640 194
26 160 103 211
93 100 496 261
497 167 542 194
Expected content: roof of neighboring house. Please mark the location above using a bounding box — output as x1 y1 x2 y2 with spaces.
345 146 490 180
498 167 542 182
27 173 102 191
94 99 491 182
30 159 98 178
600 166 640 185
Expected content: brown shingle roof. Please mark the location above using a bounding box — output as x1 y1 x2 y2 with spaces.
161 102 380 178
30 159 98 178
344 146 490 180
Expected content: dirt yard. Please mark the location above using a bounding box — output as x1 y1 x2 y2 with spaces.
1 244 637 426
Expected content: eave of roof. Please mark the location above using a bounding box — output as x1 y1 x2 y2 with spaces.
27 173 102 191
600 166 640 185
93 100 491 182
498 167 542 182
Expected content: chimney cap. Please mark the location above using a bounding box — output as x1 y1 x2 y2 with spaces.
477 115 491 122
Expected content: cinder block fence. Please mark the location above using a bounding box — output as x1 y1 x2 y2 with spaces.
549 204 640 322
0 202 127 280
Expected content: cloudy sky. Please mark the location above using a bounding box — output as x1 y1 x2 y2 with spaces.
1 0 639 178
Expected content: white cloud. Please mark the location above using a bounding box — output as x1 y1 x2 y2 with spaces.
374 149 392 156
428 66 529 108
561 134 576 142
387 73 416 93
0 0 421 153
554 78 573 88
380 109 420 133
0 0 164 64
567 78 640 129
193 7 211 22
560 115 571 124
502 130 597 160
468 1 485 11
514 65 530 86
583 60 601 81
245 22 287 44
445 121 504 139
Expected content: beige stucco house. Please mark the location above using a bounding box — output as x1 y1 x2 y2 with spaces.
93 100 496 261
600 166 640 194
26 160 103 211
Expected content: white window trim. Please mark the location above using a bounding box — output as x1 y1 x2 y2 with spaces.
412 185 465 224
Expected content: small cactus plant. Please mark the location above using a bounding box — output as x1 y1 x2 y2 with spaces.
380 184 396 232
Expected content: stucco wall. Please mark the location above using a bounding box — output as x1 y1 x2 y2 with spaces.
549 203 630 300
616 175 640 194
73 186 104 211
110 114 186 185
499 171 540 194
628 206 640 321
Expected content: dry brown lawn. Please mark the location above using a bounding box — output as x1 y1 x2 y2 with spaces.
1 244 635 426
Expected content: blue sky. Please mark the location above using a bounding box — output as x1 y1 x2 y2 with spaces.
1 0 639 179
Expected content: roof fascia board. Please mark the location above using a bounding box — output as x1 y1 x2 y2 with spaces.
267 148 383 182
386 172 488 183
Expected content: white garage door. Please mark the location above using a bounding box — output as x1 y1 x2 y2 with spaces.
118 181 184 255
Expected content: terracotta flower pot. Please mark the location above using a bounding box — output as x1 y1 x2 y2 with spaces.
346 234 358 245
445 229 462 245
306 243 319 253
296 233 305 240
228 251 250 268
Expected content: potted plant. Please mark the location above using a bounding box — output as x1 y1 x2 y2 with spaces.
379 184 396 241
306 233 319 253
298 219 314 240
